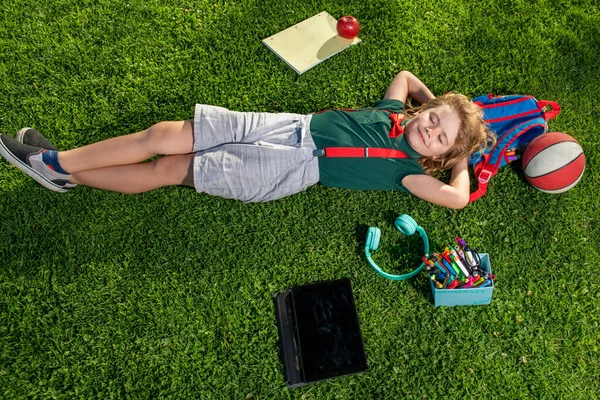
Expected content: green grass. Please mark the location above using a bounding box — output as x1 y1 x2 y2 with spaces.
1 0 600 398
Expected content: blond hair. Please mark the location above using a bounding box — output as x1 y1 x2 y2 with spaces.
405 93 496 174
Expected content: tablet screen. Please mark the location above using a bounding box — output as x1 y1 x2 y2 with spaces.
291 278 367 382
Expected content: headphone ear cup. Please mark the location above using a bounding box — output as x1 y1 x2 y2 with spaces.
395 214 418 236
366 227 381 251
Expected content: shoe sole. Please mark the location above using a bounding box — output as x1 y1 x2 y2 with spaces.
0 138 68 193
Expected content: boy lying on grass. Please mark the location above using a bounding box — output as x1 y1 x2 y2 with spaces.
0 71 494 209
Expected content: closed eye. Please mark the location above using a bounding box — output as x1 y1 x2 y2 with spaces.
440 133 447 145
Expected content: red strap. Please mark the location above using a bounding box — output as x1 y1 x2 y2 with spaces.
368 148 408 158
323 147 408 158
324 147 366 157
486 109 540 124
469 158 497 202
469 184 488 202
537 100 561 121
317 111 408 159
469 168 490 202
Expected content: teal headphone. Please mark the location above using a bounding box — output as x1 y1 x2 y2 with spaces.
365 214 430 281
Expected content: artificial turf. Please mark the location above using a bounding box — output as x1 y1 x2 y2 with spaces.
1 0 599 398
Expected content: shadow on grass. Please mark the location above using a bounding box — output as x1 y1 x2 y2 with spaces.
352 213 435 304
456 5 600 96
0 181 215 280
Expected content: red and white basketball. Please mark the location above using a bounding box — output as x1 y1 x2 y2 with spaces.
522 132 585 194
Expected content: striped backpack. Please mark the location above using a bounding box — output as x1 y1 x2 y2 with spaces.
468 94 561 202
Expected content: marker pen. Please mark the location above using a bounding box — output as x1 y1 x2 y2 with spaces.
424 255 449 276
430 275 443 289
423 257 437 273
446 279 460 289
434 257 455 277
473 276 485 287
429 255 456 285
441 256 463 280
450 249 473 276
456 237 477 267
461 276 475 289
441 274 450 288
479 278 493 288
454 245 468 264
444 249 470 278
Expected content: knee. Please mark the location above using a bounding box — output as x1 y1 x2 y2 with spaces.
141 121 193 155
144 121 176 142
151 155 194 186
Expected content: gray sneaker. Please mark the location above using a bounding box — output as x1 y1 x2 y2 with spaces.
16 128 60 150
15 128 77 189
0 134 72 192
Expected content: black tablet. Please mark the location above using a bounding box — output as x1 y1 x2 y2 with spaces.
274 278 367 387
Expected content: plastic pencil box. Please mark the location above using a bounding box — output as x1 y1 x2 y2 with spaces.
430 253 493 307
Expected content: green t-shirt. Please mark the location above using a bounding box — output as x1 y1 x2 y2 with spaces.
309 99 425 193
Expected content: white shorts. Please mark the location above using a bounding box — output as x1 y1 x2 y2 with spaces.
192 104 319 202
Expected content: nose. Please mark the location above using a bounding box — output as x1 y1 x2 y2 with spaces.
425 126 439 140
425 126 436 139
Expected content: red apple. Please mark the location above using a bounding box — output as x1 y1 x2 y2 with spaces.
336 16 360 39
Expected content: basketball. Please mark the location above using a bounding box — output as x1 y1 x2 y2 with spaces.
522 132 585 194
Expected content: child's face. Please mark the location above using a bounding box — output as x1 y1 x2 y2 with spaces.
404 104 461 158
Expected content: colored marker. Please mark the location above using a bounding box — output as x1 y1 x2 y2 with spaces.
430 275 443 289
439 255 462 280
423 256 447 276
428 255 456 285
456 237 477 267
441 274 450 288
473 276 486 287
450 249 473 276
434 257 454 277
461 277 475 289
439 251 455 270
453 246 480 278
444 249 470 278
479 278 493 288
446 279 460 289
454 245 467 263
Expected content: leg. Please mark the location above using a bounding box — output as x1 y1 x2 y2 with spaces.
69 153 195 193
58 120 194 173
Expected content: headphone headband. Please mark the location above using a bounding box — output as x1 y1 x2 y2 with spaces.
364 214 429 281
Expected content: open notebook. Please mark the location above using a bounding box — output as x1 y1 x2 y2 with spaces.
262 12 361 74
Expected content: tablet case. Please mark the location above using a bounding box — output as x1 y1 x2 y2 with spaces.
274 278 367 387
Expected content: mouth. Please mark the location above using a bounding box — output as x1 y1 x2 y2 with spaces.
418 128 426 145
